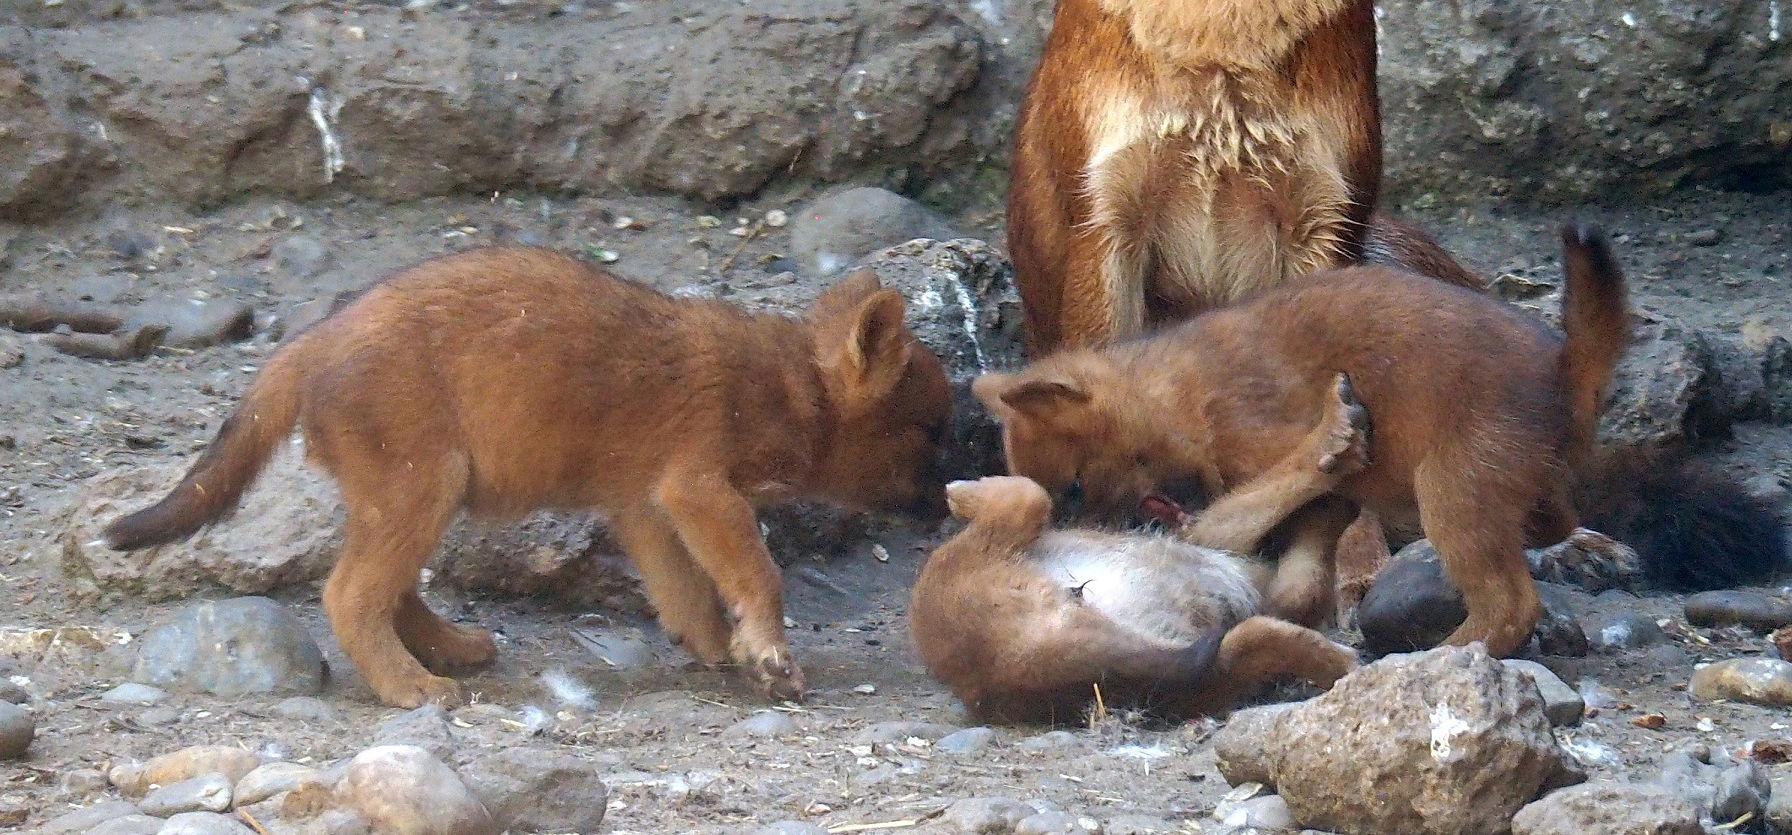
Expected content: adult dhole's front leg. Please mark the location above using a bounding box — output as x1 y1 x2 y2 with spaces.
654 472 804 701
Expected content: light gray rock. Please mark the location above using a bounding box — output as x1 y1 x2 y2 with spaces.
89 815 164 835
337 745 496 835
232 762 320 807
1511 781 1701 835
156 811 257 835
131 596 325 697
1654 745 1769 827
790 187 958 276
101 683 169 705
1503 659 1586 726
1016 810 1096 834
40 800 142 834
1017 730 1082 753
724 710 800 740
938 726 998 754
1585 612 1667 651
458 748 609 834
1689 658 1792 705
1212 645 1582 835
942 796 1037 833
754 823 831 835
374 704 457 761
852 721 959 745
138 773 233 816
270 696 341 723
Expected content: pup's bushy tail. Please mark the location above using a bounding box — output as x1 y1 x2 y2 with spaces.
1577 451 1789 592
1556 223 1631 458
104 343 308 550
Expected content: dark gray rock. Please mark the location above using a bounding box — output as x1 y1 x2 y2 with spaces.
1684 590 1792 631
458 748 609 834
0 701 32 758
130 596 325 697
0 58 83 220
1654 745 1769 828
1212 645 1582 835
1377 0 1792 204
1357 541 1589 657
1511 781 1701 835
790 187 957 276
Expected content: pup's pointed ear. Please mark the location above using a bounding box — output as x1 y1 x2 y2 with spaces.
973 372 1089 418
842 288 912 385
814 267 883 314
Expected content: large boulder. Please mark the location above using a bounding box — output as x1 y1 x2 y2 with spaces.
1212 645 1582 835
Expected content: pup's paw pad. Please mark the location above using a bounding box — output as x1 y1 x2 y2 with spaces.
1317 372 1371 475
750 649 807 703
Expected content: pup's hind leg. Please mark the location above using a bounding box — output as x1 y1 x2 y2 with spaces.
397 590 496 673
1418 461 1543 658
1264 497 1358 629
1179 372 1371 552
1201 615 1359 710
325 453 469 708
610 508 733 665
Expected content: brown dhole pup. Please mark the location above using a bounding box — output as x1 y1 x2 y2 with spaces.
104 248 953 708
974 224 1629 659
912 376 1370 724
1008 0 1483 354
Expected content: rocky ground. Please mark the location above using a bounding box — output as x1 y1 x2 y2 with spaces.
3 1 1792 832
0 183 1790 834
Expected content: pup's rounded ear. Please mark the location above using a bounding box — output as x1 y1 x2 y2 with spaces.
843 288 912 381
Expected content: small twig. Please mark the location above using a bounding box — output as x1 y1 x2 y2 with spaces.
1713 811 1755 831
237 807 273 835
717 219 765 273
827 820 922 833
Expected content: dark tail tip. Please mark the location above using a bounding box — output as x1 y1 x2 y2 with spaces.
1560 222 1620 278
102 503 201 551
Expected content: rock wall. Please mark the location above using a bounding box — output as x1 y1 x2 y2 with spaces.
3 0 1786 220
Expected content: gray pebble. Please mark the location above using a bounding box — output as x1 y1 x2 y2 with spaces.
1216 795 1297 832
1018 730 1082 752
851 721 957 745
102 683 169 705
59 767 109 797
1585 612 1666 650
0 701 33 758
272 235 334 282
937 726 997 754
724 710 799 739
270 695 341 723
574 630 657 670
0 678 27 704
138 707 182 726
753 823 830 835
1017 810 1096 834
943 797 1037 832
139 773 232 816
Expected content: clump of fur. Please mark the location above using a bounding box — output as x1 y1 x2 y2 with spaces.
1579 453 1789 591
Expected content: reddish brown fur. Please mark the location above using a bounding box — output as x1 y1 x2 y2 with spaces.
1007 0 1482 615
1008 0 1484 355
975 226 1629 659
105 248 953 708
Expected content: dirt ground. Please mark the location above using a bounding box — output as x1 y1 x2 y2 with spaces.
2 186 1791 833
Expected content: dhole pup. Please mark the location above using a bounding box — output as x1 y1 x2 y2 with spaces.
974 225 1629 658
913 375 1370 723
105 248 953 708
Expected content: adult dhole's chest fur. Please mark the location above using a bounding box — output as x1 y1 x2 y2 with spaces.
1009 0 1379 351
